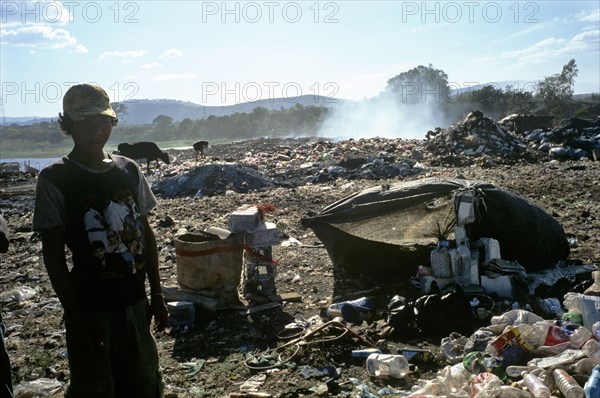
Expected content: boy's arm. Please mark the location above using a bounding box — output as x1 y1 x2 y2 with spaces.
40 227 81 315
141 216 169 332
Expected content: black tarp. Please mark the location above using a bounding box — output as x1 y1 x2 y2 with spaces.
301 178 569 280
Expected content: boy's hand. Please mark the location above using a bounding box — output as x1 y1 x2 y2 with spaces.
150 296 169 332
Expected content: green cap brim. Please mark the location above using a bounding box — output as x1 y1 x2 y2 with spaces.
67 106 117 121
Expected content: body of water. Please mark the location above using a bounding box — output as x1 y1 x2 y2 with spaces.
0 157 62 172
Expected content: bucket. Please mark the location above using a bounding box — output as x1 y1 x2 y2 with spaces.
580 294 600 330
175 232 244 291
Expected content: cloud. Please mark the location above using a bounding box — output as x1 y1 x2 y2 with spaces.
575 9 600 22
0 0 72 27
142 62 162 69
153 73 197 81
474 30 600 66
0 2 84 52
99 49 147 60
0 25 81 50
160 48 183 58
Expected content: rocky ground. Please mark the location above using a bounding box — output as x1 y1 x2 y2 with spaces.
1 115 599 397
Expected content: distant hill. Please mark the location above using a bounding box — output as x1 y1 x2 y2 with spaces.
2 116 56 126
3 95 346 126
116 95 346 124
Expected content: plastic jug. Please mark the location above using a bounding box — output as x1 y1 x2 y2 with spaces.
366 353 409 379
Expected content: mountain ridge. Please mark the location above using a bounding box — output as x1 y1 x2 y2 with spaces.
2 95 347 126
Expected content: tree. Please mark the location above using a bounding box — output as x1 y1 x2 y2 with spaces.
386 64 450 104
470 85 508 119
536 59 578 116
177 118 195 137
111 102 127 118
507 90 536 114
152 114 174 129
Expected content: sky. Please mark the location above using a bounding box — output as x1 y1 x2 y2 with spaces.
1 0 599 117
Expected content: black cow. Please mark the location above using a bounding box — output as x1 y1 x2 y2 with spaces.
117 142 170 172
193 140 209 160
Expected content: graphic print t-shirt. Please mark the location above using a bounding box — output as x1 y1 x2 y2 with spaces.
33 155 157 310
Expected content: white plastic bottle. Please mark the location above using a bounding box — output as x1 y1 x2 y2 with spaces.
493 385 538 398
366 353 410 379
553 368 585 398
582 338 600 363
454 244 471 286
406 380 446 397
506 365 538 378
569 326 592 348
569 358 597 376
523 373 551 398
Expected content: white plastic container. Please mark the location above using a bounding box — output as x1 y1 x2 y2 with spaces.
569 326 592 348
430 246 454 277
456 190 476 225
476 237 501 263
454 245 472 286
366 353 410 379
579 294 600 330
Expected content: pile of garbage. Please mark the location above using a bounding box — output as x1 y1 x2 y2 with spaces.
424 111 529 165
152 163 275 197
320 290 600 397
406 296 600 398
523 117 600 161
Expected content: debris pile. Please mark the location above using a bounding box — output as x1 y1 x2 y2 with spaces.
152 162 275 197
399 303 600 398
424 110 529 165
523 117 600 161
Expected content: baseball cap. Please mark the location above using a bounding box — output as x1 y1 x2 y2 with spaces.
62 83 117 121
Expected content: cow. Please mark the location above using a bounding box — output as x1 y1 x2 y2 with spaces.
193 140 209 161
117 142 170 172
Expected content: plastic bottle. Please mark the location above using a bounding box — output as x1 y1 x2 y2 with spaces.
351 348 382 358
470 372 502 397
593 321 600 339
569 326 593 348
584 365 600 398
454 244 471 286
569 358 596 376
492 385 537 398
365 353 410 379
506 365 538 378
563 292 583 313
553 368 585 398
528 349 586 369
582 338 600 363
522 373 551 398
406 380 446 397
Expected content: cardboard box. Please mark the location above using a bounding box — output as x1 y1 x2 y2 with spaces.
228 206 263 232
245 222 280 247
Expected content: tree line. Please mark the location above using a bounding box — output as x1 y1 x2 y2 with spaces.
1 59 598 155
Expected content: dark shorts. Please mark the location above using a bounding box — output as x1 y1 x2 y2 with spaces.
65 299 163 398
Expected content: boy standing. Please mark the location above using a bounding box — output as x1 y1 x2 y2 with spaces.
33 83 168 397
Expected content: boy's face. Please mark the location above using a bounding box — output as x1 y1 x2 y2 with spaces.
71 115 113 151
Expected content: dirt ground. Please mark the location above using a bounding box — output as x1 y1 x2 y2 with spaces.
0 137 599 397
